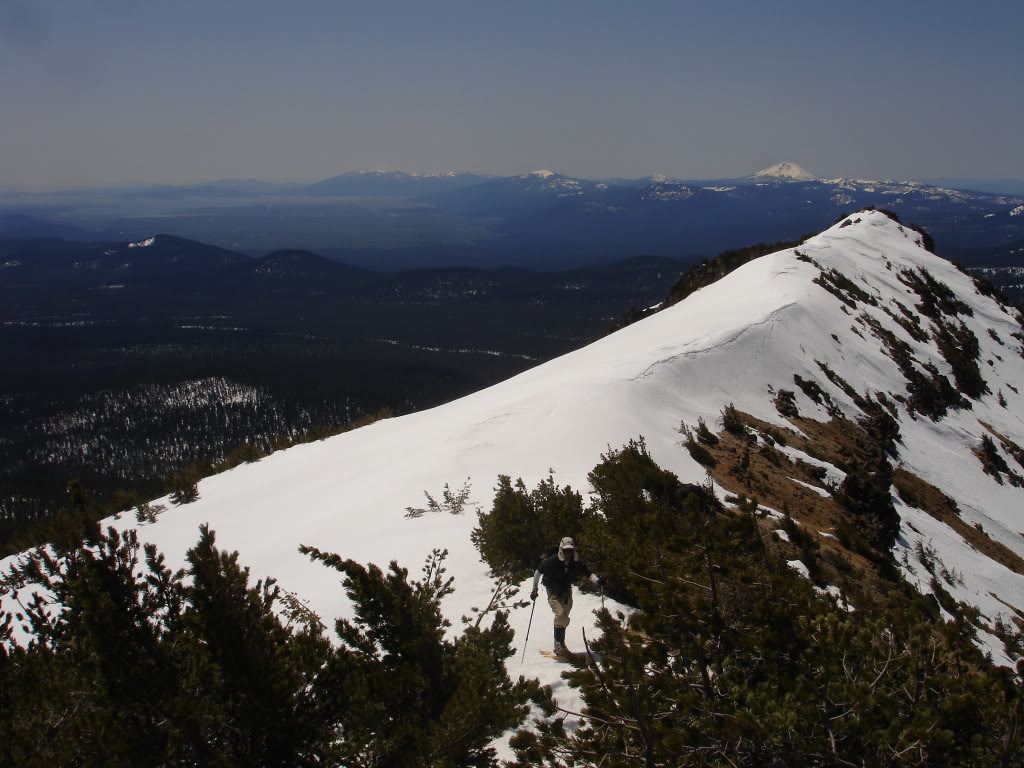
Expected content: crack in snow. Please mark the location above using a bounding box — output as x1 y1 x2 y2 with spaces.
632 303 798 380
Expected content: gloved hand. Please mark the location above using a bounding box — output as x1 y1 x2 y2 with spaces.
530 588 538 601
590 573 604 586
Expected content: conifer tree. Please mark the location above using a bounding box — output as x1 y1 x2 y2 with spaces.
2 524 535 767
181 525 335 765
0 522 335 766
472 473 586 579
508 444 1022 767
2 523 193 765
300 545 538 767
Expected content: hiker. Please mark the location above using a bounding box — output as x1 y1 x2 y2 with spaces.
530 537 602 655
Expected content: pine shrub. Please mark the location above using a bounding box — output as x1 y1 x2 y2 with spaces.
0 524 535 767
167 470 200 504
774 388 799 417
834 456 900 552
680 423 717 467
695 416 719 445
471 473 586 579
507 446 1020 767
719 402 747 436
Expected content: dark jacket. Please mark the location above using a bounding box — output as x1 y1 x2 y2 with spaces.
535 552 592 601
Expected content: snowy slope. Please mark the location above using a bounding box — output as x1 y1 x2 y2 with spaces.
6 211 1024 697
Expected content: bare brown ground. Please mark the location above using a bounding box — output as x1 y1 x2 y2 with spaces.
990 594 1024 630
892 468 1024 576
691 407 1024 594
695 412 878 587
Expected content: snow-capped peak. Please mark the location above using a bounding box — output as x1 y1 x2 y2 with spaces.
527 169 558 179
128 237 156 248
751 162 817 181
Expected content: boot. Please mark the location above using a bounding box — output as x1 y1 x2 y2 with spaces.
553 627 568 655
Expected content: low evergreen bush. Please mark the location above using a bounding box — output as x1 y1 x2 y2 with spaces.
471 473 587 580
1 523 537 767
504 444 1023 766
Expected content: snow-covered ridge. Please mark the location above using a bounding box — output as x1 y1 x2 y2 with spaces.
5 211 1024 703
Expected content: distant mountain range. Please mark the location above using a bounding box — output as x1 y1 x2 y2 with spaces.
0 234 682 304
304 170 489 197
2 164 1022 269
919 177 1024 196
408 163 1024 263
0 235 247 280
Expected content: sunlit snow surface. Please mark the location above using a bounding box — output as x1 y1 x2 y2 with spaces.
751 161 817 181
5 212 1024 738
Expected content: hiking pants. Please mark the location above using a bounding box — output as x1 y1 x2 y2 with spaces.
546 590 572 628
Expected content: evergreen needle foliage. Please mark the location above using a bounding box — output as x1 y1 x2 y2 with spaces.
1 520 536 766
485 441 1024 767
471 473 588 580
4 440 1023 766
679 422 717 467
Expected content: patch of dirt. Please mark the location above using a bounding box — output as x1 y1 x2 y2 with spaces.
990 593 1024 629
980 420 1024 474
692 406 1024 602
893 468 1024 576
695 410 881 591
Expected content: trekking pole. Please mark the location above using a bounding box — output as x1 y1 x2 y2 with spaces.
521 595 537 665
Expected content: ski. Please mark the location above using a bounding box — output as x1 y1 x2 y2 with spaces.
538 649 586 663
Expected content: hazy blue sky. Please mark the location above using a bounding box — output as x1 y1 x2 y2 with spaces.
2 0 1021 189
